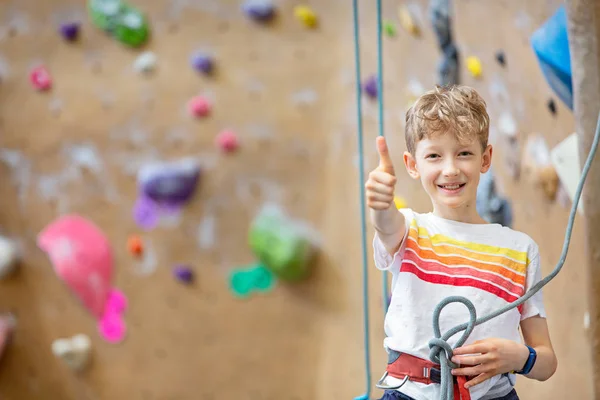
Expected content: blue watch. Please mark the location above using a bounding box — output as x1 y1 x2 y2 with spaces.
515 345 537 375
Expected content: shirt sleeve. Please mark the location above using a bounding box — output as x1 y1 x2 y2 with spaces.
372 208 412 273
520 246 547 320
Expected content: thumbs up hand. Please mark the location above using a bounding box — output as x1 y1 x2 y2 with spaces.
365 136 397 210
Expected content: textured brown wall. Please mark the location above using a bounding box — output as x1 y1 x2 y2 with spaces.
0 1 592 399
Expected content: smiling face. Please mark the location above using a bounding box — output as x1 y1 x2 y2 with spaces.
403 132 492 222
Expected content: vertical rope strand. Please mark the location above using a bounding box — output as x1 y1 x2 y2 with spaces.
375 0 389 315
352 0 371 398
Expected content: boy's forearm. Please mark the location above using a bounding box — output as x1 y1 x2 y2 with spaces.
372 207 406 255
524 345 557 381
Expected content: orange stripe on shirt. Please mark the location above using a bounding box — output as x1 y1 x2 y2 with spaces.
405 238 526 288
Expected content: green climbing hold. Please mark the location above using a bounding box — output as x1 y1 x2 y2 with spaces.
251 264 275 292
229 263 276 298
249 205 315 282
229 269 254 298
88 0 150 47
383 20 396 37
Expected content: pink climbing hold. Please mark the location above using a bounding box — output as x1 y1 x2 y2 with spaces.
38 215 129 343
37 214 114 319
98 309 126 344
30 65 52 91
215 129 239 152
187 96 211 117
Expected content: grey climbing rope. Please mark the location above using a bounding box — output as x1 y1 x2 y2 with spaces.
428 111 600 400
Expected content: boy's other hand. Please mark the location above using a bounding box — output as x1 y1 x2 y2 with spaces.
366 136 397 210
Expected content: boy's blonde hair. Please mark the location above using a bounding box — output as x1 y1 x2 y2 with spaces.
405 85 490 154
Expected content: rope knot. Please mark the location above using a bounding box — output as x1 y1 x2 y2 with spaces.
427 296 478 400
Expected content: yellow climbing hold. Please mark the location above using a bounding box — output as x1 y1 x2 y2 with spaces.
398 5 419 36
394 196 407 209
466 56 483 78
294 5 318 28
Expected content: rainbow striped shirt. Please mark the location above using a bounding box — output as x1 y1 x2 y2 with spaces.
373 209 546 400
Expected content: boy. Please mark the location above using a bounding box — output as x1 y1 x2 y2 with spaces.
365 85 557 400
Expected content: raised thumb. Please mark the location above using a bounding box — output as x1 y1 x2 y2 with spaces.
376 136 395 176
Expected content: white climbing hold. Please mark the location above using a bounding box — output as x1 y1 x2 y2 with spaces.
133 51 157 74
0 236 19 280
51 333 92 371
584 311 590 330
498 112 517 138
550 132 584 214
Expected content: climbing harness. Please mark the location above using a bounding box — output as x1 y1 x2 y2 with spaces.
352 0 600 399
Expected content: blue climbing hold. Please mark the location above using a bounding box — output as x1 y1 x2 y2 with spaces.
353 394 369 400
531 5 573 110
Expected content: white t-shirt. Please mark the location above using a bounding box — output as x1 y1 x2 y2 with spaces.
373 209 546 400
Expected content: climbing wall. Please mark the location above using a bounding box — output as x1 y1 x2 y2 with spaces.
0 0 593 399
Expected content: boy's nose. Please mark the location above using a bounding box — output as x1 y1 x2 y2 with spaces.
442 162 460 177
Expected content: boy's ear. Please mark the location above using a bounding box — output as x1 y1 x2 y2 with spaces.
403 151 420 179
481 144 493 173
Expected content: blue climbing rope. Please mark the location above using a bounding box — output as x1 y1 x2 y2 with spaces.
353 1 600 399
352 0 371 398
353 0 387 398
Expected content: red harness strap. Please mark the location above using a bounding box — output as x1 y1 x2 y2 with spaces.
386 352 471 400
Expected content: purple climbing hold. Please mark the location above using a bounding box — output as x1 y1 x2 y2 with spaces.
137 158 201 205
190 52 214 75
362 75 378 99
173 265 194 284
242 0 276 23
133 194 160 231
60 22 80 41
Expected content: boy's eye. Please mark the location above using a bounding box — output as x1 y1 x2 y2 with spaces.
426 154 440 159
459 151 473 156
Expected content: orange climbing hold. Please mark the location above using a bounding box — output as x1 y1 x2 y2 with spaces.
127 235 144 256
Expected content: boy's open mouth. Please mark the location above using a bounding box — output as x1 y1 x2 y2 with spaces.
437 183 466 190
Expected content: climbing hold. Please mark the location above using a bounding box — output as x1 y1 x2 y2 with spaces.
550 133 584 214
173 264 194 284
229 263 275 298
88 0 150 47
127 235 143 256
430 0 459 86
547 98 557 115
398 5 420 36
51 333 92 371
37 215 115 319
229 269 255 298
242 0 276 23
476 169 513 227
215 130 239 153
190 52 214 75
531 5 572 110
522 133 559 201
249 205 315 282
0 236 19 280
59 22 80 41
383 20 396 37
362 75 378 99
466 56 483 78
250 263 275 292
30 65 52 91
133 51 157 74
187 96 211 118
137 158 201 205
294 5 318 28
393 196 407 210
495 50 506 67
353 394 369 400
98 308 127 344
37 215 129 344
